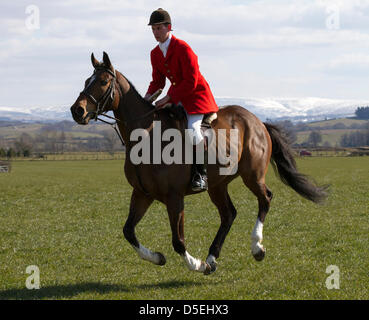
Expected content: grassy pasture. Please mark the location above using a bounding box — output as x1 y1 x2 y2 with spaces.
307 118 368 128
0 158 368 300
296 129 367 146
0 122 110 142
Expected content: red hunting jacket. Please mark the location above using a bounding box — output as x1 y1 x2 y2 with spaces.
147 35 219 115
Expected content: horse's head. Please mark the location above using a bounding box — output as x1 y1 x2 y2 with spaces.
70 52 117 125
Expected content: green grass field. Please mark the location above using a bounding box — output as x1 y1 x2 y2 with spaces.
0 158 368 300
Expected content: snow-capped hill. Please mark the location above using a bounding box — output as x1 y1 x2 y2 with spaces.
215 97 369 121
1 97 368 123
0 106 71 122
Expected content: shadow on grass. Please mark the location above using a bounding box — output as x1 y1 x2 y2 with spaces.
0 280 205 300
136 279 205 291
0 282 129 300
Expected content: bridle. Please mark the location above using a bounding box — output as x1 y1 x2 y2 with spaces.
80 67 117 121
80 66 160 124
79 66 127 145
78 66 169 147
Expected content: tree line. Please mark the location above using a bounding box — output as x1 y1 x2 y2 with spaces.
0 129 124 158
355 106 369 119
270 119 369 148
340 131 369 147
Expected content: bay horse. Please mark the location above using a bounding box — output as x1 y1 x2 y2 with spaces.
70 52 328 275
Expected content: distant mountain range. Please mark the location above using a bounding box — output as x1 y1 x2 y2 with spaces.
1 97 368 123
0 106 71 123
216 97 369 122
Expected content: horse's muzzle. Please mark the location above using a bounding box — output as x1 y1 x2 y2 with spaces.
70 105 89 125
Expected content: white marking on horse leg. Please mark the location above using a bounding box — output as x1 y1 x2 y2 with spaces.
251 218 264 255
206 254 216 266
133 244 162 265
182 251 207 272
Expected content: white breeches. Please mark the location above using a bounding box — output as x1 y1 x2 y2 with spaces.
186 113 204 145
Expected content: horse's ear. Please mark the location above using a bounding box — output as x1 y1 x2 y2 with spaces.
103 51 114 71
91 53 99 68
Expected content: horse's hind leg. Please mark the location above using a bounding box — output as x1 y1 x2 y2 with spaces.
166 194 211 274
123 188 166 266
241 175 273 261
206 184 237 274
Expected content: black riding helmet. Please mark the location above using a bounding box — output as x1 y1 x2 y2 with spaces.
148 8 171 25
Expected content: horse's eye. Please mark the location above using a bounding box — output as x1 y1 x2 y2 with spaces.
101 80 108 86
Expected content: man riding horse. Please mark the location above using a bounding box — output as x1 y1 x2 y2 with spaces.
144 8 219 192
70 9 328 275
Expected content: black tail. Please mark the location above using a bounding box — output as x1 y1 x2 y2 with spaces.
264 123 328 204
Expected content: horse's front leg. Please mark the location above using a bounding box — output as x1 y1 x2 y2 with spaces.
166 194 211 274
123 188 166 266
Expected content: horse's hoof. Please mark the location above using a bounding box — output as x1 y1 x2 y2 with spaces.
252 248 266 262
204 255 217 275
155 252 166 266
203 260 217 275
203 262 212 275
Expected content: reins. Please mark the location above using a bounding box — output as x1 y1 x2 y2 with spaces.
90 72 169 147
96 115 125 147
97 105 169 147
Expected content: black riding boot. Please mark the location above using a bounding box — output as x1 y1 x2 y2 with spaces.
192 163 208 192
191 139 208 192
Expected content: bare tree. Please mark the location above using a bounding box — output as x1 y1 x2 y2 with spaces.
308 131 322 148
14 133 34 157
102 130 118 155
59 131 66 154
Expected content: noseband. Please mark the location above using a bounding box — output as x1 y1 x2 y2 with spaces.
80 67 116 120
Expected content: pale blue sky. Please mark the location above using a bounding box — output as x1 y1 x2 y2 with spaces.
1 0 369 109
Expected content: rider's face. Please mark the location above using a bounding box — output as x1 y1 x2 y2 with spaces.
151 24 171 43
